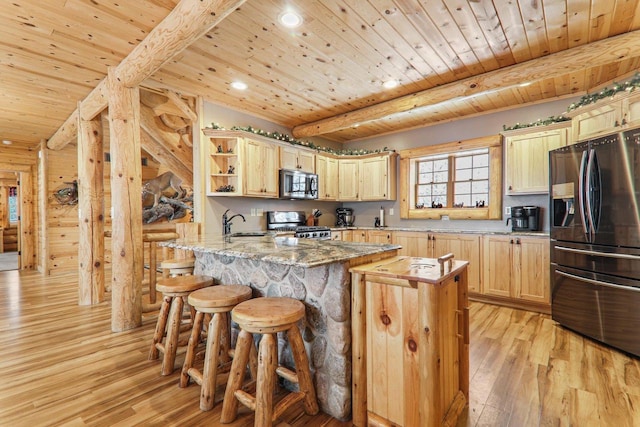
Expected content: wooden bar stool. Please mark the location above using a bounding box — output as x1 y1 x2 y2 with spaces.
148 275 213 375
180 285 253 411
221 297 319 426
161 257 196 277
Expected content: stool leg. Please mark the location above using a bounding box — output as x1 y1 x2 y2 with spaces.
180 311 205 388
149 295 172 360
201 312 223 411
288 325 319 415
162 295 184 375
221 329 253 423
255 333 278 427
219 312 231 364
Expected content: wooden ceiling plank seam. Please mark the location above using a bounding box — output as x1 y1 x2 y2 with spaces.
542 0 569 54
316 0 450 85
465 0 517 68
407 0 487 76
291 29 640 138
491 0 534 63
439 0 502 73
566 0 592 48
47 0 248 150
390 0 468 79
609 0 640 36
588 0 615 42
235 0 431 101
516 0 551 59
362 0 478 79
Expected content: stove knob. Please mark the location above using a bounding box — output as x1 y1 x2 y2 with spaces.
312 232 318 238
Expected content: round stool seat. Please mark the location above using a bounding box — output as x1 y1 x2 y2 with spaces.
232 297 305 334
188 285 252 313
161 258 195 269
156 275 212 294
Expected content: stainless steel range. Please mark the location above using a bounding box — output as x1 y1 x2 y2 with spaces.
266 211 331 240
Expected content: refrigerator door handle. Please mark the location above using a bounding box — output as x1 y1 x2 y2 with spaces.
556 270 640 293
578 150 589 241
585 148 597 241
555 245 640 261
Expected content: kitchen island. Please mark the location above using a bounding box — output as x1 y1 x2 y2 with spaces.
163 235 400 420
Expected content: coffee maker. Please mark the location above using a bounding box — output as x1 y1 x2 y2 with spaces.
507 206 540 231
336 208 355 226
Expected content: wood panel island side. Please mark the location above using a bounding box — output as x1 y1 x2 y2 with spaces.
162 235 400 421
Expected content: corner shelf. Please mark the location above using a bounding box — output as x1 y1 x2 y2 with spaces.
206 136 241 196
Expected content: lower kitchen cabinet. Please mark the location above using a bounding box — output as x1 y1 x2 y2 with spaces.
341 229 367 242
366 230 392 244
392 231 429 257
481 235 550 311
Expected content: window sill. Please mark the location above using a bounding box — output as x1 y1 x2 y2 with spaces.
403 207 499 220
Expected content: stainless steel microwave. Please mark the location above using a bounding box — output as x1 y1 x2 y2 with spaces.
279 169 318 200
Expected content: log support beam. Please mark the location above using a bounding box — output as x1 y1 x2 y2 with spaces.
108 68 143 332
78 102 105 306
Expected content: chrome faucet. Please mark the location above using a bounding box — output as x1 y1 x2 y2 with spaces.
222 209 246 235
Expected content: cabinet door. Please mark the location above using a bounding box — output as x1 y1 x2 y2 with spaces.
432 233 481 293
367 230 392 244
392 231 429 257
341 230 353 241
280 146 299 170
316 155 339 200
482 235 513 298
331 231 342 241
351 230 367 242
515 236 549 304
504 128 567 194
339 159 360 200
623 94 640 128
571 102 622 142
262 143 279 197
361 156 388 200
297 150 315 173
244 140 264 196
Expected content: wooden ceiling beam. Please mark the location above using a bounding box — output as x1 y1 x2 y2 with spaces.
292 30 640 139
47 0 247 150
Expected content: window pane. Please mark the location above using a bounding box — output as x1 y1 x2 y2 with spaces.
455 181 471 194
433 159 448 172
454 195 471 207
456 169 472 181
473 167 489 180
418 161 432 173
433 171 448 183
433 183 447 196
472 180 489 193
473 194 489 205
418 172 431 183
474 154 489 167
417 184 430 196
456 156 472 169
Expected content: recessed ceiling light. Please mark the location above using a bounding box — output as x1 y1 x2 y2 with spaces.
230 81 248 90
279 11 302 28
383 79 398 89
2 140 12 145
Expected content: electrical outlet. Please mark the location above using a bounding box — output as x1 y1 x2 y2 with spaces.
251 208 256 216
389 208 394 215
505 206 511 216
441 215 450 221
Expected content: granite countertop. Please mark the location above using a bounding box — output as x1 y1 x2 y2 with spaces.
331 226 549 237
162 235 400 268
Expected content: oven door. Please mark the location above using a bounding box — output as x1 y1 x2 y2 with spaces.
552 264 640 357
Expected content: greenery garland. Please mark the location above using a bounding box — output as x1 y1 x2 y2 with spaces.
503 72 640 131
207 123 393 156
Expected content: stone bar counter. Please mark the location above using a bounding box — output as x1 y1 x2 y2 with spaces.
162 235 400 420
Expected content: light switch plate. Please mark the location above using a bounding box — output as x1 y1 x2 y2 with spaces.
505 206 511 216
389 208 394 215
251 208 257 216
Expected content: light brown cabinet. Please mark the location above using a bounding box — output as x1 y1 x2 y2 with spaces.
366 229 392 244
244 139 278 197
482 235 549 308
502 123 569 194
316 154 339 200
338 159 360 201
360 154 397 201
569 92 640 142
341 229 367 242
280 145 315 173
205 135 242 196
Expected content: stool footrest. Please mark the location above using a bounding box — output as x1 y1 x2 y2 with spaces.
275 366 299 384
272 391 305 422
234 389 256 411
188 368 204 386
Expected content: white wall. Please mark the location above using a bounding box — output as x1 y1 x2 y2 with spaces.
200 96 581 236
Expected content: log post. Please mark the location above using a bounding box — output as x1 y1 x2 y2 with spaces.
18 170 35 270
78 102 105 305
38 140 48 272
108 67 143 331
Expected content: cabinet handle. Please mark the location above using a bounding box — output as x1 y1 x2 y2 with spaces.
516 238 521 245
510 239 514 244
508 185 512 190
622 117 628 126
615 120 620 127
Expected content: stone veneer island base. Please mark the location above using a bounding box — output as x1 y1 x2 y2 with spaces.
163 235 399 420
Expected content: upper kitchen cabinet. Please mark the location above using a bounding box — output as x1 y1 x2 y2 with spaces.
338 152 398 201
360 152 397 201
316 153 339 200
502 122 569 195
338 158 360 201
280 145 315 173
244 138 279 197
568 92 640 142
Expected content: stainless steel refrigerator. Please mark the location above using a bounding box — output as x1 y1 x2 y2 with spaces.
549 129 640 357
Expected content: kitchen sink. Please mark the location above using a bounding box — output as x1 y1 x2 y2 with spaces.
228 232 272 237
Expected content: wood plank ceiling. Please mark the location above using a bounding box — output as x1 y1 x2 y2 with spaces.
2 0 640 150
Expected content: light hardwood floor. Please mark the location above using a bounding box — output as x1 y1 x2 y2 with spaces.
0 270 639 426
